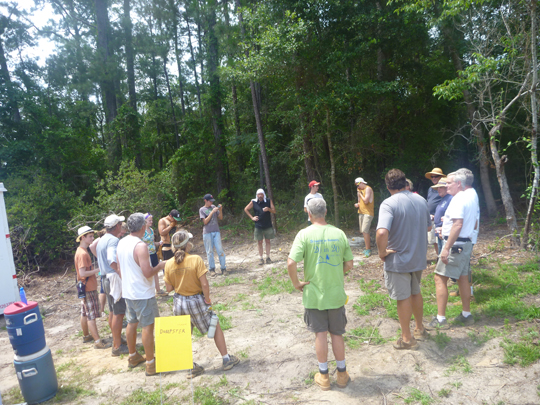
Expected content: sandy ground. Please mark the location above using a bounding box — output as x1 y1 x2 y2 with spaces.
1 222 539 404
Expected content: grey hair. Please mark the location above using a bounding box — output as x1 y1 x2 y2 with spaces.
448 172 466 191
456 168 474 187
307 198 327 219
127 213 146 233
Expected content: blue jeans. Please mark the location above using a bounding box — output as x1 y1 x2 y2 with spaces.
203 232 226 271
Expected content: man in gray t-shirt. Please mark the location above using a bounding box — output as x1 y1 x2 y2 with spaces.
376 169 431 350
199 193 226 277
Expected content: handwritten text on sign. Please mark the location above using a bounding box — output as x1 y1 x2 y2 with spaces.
155 315 193 373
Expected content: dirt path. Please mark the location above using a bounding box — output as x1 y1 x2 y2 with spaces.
1 223 540 404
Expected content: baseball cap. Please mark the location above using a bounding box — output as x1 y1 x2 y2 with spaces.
355 177 367 185
308 181 320 188
169 209 181 221
76 226 94 242
104 214 125 228
203 194 215 202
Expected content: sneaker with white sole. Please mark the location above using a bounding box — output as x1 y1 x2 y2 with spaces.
426 317 449 330
223 355 239 371
454 313 474 326
94 340 112 349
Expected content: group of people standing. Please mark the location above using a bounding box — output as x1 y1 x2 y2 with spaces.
288 167 480 390
73 196 243 377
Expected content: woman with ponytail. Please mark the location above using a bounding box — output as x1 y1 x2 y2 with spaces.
163 230 239 378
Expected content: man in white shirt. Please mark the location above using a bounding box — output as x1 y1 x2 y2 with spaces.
304 180 323 221
117 213 166 376
427 171 479 329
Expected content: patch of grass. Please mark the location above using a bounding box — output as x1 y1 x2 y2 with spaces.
304 370 317 385
501 328 540 366
193 327 204 338
237 347 250 359
233 293 247 302
4 386 24 404
404 387 434 405
121 388 166 405
165 382 181 390
257 272 296 297
450 381 462 389
345 325 386 348
56 360 75 373
438 388 451 398
55 349 64 355
53 385 96 403
193 386 225 405
213 277 243 287
353 279 397 319
468 326 501 345
213 303 231 311
217 313 233 330
431 330 451 350
241 301 256 310
445 354 472 376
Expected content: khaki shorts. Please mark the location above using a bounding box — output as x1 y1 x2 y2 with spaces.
427 220 436 244
358 214 374 234
125 297 160 328
304 306 347 335
435 242 473 280
254 227 275 241
385 270 423 300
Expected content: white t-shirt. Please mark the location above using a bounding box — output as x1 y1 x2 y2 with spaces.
464 188 480 244
441 191 478 245
118 235 154 300
304 192 323 222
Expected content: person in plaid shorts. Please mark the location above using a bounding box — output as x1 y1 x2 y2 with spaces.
75 226 111 349
164 230 239 378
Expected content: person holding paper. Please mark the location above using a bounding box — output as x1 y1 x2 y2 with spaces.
164 230 240 379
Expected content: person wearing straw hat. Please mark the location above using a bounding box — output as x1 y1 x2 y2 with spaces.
354 177 374 257
425 168 446 255
431 178 453 254
164 230 240 378
75 226 111 349
244 189 276 265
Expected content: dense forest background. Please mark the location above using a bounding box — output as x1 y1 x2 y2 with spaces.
0 0 538 272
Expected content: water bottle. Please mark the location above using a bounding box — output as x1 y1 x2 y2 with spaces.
19 287 28 304
207 312 219 339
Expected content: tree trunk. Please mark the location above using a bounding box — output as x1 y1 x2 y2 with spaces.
185 14 202 111
443 25 498 216
235 0 277 233
0 37 21 122
326 107 339 227
206 0 228 196
94 0 117 124
171 0 186 115
122 0 142 167
163 57 180 149
195 0 205 86
523 0 540 248
488 122 519 240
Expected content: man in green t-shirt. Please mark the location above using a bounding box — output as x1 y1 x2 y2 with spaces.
288 198 354 391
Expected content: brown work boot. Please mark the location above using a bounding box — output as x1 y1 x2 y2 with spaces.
336 370 350 388
449 290 460 297
146 360 157 376
128 352 145 368
314 372 331 391
82 335 94 343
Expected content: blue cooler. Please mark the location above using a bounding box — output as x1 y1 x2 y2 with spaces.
14 346 58 404
5 301 46 356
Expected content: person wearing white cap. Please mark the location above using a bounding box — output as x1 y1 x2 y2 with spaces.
354 177 374 257
96 213 129 357
244 189 276 265
164 230 240 378
75 226 110 349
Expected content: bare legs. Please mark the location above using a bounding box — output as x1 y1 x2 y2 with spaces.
112 313 125 350
315 332 345 363
396 293 424 342
81 316 99 340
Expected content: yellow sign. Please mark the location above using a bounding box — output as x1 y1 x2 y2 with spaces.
155 315 193 373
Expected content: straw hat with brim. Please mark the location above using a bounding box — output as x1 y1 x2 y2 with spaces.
425 167 445 179
431 177 448 188
76 226 94 242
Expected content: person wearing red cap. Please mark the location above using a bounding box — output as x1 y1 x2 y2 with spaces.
304 181 323 221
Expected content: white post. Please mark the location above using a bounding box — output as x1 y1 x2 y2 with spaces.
0 183 20 313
